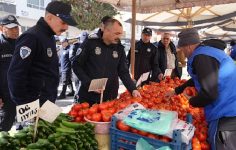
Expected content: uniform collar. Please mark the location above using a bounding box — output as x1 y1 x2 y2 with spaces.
140 39 150 45
0 34 16 43
36 17 55 36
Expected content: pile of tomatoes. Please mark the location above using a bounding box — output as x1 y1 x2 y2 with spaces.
68 77 210 150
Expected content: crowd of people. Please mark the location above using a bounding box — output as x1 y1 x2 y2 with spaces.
1 1 236 149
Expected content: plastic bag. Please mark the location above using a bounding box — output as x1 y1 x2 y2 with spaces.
136 138 172 150
113 103 145 120
164 119 195 144
123 109 178 135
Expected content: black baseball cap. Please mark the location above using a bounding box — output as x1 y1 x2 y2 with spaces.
46 1 77 26
0 15 20 28
142 27 152 36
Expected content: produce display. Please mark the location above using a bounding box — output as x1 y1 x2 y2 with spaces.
68 77 210 150
0 113 98 150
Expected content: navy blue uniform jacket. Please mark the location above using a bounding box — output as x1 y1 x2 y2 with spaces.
0 34 15 100
8 17 59 105
72 36 136 103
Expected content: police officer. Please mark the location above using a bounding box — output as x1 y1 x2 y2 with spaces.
127 28 159 84
57 38 75 99
69 32 88 102
0 15 20 131
8 1 77 106
72 19 140 105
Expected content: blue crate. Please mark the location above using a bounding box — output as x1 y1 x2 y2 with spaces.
110 114 192 150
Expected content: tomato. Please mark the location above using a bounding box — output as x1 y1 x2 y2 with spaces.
69 110 78 117
82 109 89 116
91 113 102 122
77 110 84 117
102 112 112 122
119 102 129 109
86 114 92 120
192 137 201 150
81 102 90 109
137 130 148 136
117 120 130 132
160 136 171 142
107 100 116 108
75 117 82 122
130 128 138 134
198 131 207 142
147 133 156 139
88 106 98 114
73 104 82 111
201 141 210 150
107 107 117 114
98 103 108 111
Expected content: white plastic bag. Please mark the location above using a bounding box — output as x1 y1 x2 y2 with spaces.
165 119 195 144
114 103 145 120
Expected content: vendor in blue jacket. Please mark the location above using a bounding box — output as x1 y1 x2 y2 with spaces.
166 28 236 150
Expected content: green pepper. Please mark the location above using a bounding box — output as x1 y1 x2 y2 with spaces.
61 120 83 129
0 138 9 146
14 132 27 139
27 143 43 149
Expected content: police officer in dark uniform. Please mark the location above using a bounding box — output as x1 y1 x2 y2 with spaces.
0 15 20 131
57 38 75 99
127 28 159 84
8 1 77 106
72 19 140 105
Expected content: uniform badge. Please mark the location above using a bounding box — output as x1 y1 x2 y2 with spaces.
8 15 15 21
95 47 101 55
47 48 53 57
112 51 118 58
20 46 31 59
147 48 151 52
76 48 82 56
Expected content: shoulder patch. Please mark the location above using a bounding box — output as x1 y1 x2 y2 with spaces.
20 46 31 59
88 33 99 39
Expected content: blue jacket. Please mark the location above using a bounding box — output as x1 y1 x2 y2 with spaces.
230 44 236 60
187 45 236 149
60 45 71 73
8 17 59 105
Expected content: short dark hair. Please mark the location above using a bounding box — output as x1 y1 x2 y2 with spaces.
104 19 122 28
101 16 112 24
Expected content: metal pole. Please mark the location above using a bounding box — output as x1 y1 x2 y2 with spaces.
131 0 136 79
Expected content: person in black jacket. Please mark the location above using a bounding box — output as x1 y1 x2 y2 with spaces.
127 27 159 84
0 15 20 131
157 33 180 81
72 19 140 105
57 38 75 99
8 1 77 106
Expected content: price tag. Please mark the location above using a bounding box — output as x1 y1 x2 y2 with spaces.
16 99 39 122
39 100 62 123
136 72 150 87
88 78 108 92
164 69 173 77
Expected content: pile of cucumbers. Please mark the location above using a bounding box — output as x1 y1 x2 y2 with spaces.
0 113 98 150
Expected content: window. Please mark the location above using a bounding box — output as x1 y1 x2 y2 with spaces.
27 0 45 10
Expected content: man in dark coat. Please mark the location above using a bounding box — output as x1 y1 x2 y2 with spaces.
157 32 180 81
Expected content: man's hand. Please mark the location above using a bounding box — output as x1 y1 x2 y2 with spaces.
0 98 4 109
132 90 141 97
165 89 176 100
158 73 164 81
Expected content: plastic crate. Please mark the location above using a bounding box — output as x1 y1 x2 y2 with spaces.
110 114 192 150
